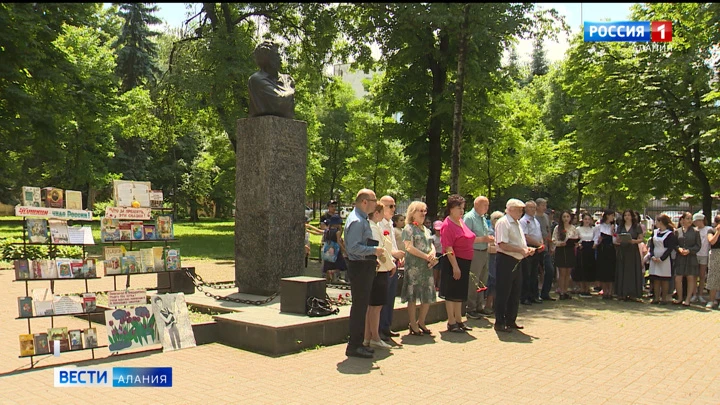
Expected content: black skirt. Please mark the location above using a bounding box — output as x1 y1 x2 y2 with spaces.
596 239 617 283
439 256 471 302
573 241 596 282
554 244 577 268
369 271 389 306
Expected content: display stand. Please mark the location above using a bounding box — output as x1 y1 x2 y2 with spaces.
13 206 105 369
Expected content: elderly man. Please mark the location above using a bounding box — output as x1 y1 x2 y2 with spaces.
494 199 535 332
378 195 406 341
520 200 544 305
536 198 556 301
344 189 386 359
463 196 494 319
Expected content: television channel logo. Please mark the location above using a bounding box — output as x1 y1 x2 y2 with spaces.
54 367 172 388
584 21 672 43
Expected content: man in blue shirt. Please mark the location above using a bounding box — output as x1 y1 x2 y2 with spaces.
344 188 386 359
463 196 494 318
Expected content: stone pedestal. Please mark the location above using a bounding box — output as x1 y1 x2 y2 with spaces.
235 116 307 296
280 276 326 314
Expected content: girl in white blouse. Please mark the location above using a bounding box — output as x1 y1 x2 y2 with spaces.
552 210 580 300
593 210 619 299
575 213 596 297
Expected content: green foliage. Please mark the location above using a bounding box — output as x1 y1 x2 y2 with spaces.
0 238 83 261
113 3 162 92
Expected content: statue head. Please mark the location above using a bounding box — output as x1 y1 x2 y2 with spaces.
254 41 282 73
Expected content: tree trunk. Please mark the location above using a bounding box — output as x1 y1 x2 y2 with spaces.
688 138 713 225
485 145 492 201
450 4 470 195
575 170 583 218
425 32 449 220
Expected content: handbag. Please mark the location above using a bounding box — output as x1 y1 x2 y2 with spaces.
322 240 340 263
306 295 339 317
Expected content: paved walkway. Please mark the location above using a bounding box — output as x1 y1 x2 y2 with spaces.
1 261 719 404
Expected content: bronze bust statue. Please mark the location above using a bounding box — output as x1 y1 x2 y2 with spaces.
248 41 295 119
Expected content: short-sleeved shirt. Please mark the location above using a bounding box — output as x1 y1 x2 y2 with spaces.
463 209 489 251
440 217 476 261
537 213 551 240
520 214 543 247
320 212 337 227
495 214 528 261
698 225 713 256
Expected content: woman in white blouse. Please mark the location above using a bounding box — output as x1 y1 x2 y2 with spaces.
364 203 395 349
575 213 596 297
593 210 618 299
552 210 580 300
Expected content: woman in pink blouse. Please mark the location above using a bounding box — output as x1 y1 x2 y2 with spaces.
440 194 480 333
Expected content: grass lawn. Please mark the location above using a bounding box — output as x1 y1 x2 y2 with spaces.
0 216 326 263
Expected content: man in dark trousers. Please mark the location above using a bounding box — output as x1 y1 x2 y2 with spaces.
320 200 339 230
494 199 535 333
344 189 386 358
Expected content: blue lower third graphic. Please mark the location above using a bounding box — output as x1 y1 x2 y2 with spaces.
54 367 172 387
113 367 172 387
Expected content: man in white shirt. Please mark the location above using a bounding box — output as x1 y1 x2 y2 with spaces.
494 199 535 332
378 195 406 341
520 201 544 305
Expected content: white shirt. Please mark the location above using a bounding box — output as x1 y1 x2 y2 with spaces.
698 225 712 256
593 223 618 245
495 214 528 261
577 226 595 242
370 220 394 272
520 214 543 247
379 218 399 252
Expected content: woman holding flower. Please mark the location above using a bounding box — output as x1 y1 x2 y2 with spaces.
400 201 438 336
593 210 618 299
363 203 395 349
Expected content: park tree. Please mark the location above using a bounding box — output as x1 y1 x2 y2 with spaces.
563 3 720 214
113 3 162 93
530 36 549 78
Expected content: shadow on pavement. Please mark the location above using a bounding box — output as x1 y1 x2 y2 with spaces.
438 330 477 343
495 329 536 343
336 350 392 374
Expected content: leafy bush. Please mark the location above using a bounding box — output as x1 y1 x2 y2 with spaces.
0 238 84 260
92 199 115 218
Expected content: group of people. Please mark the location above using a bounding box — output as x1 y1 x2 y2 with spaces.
335 188 720 359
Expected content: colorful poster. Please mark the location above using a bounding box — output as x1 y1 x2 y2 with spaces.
105 306 159 353
151 293 196 352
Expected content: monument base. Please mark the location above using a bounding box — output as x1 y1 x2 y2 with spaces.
235 116 308 296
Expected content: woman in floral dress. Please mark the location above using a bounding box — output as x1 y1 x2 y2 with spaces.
400 201 438 336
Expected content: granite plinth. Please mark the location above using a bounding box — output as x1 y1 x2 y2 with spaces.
235 116 308 296
280 276 326 314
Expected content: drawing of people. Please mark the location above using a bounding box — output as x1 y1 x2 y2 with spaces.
153 296 180 350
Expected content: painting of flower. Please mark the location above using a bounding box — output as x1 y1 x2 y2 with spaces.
105 304 159 352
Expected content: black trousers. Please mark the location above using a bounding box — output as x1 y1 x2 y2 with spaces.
521 253 540 301
495 253 523 326
347 259 376 350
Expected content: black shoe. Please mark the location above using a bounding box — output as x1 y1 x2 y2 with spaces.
494 323 510 333
466 311 482 319
346 347 373 359
380 329 400 338
457 322 472 331
531 298 543 304
507 323 524 330
521 299 532 305
541 295 556 301
448 323 464 333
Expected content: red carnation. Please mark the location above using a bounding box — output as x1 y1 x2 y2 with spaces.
345 292 350 297
476 286 488 293
383 230 390 236
413 221 419 226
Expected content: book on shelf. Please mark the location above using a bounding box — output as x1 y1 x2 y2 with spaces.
103 246 126 276
68 226 94 245
53 295 84 315
49 220 69 244
83 328 98 349
33 333 50 354
164 248 181 271
26 218 48 243
143 224 156 240
48 327 69 342
39 259 58 279
125 251 143 273
31 260 43 279
131 221 144 241
120 255 138 274
101 218 120 242
82 293 97 312
18 297 33 317
70 259 84 278
83 258 97 278
56 338 71 352
113 180 151 208
32 288 54 316
14 259 31 280
156 215 173 239
68 329 83 350
41 187 64 208
65 190 83 210
19 334 35 356
152 246 165 271
22 186 42 207
140 248 154 272
56 258 73 279
119 221 132 241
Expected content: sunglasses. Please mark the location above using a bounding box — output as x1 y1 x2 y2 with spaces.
388 204 395 209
